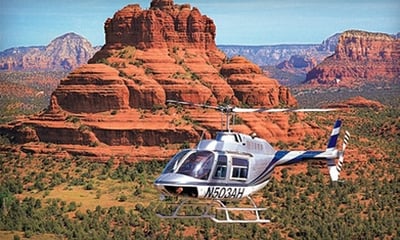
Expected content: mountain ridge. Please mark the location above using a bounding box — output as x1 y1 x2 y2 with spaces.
0 32 339 71
0 32 100 71
2 31 398 72
218 33 340 66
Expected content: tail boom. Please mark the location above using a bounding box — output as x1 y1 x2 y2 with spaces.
273 119 349 182
274 150 339 166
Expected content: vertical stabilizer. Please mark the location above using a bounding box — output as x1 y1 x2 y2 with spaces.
326 120 350 181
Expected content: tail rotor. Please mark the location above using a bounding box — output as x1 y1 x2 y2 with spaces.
336 130 350 177
327 125 350 182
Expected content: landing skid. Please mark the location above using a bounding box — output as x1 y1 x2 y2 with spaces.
157 196 270 223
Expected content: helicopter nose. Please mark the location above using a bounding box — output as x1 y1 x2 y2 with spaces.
154 174 198 197
154 173 177 195
154 173 175 185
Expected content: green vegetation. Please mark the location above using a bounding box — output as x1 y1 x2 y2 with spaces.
117 46 136 59
95 58 110 65
293 84 400 108
0 71 68 123
0 106 399 239
0 70 399 239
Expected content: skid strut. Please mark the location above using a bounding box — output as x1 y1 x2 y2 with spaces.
157 196 270 223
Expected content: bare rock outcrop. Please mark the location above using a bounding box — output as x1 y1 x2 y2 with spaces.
305 30 400 85
65 0 296 112
52 64 130 113
95 0 217 52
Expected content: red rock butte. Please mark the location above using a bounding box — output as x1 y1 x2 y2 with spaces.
57 0 297 113
101 0 217 51
306 30 400 85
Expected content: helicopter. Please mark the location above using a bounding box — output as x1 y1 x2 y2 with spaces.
154 100 350 223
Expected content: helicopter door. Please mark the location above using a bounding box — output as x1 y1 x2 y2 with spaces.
212 155 228 180
230 157 249 181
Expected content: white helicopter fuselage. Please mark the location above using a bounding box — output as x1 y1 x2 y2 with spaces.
154 128 341 200
154 101 349 222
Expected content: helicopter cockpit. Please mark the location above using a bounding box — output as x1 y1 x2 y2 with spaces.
162 150 215 180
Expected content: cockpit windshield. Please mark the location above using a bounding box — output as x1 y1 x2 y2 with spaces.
162 149 191 174
177 151 214 180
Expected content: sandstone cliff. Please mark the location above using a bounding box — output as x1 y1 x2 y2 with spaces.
305 30 400 85
95 0 216 52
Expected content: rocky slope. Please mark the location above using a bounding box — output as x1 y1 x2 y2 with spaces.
0 32 99 71
305 30 400 85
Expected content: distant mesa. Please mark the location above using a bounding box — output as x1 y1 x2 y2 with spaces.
305 30 400 86
219 33 340 67
324 96 385 110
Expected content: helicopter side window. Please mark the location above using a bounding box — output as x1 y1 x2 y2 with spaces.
213 156 227 179
177 151 214 180
230 158 248 181
162 150 191 174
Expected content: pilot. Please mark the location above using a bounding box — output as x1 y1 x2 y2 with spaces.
196 155 213 180
176 187 183 194
251 132 257 139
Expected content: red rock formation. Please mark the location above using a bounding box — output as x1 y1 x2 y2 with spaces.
52 64 130 113
68 0 296 112
97 0 217 52
324 96 384 110
306 30 400 85
276 55 317 75
221 56 297 107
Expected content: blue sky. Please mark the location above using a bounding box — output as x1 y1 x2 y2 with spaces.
0 0 399 51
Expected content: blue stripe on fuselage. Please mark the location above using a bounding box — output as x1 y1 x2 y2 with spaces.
327 135 339 149
276 150 326 166
250 150 326 185
327 120 341 149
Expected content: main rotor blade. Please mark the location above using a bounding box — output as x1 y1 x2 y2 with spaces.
166 100 219 110
290 108 337 112
232 108 337 113
166 100 337 113
232 108 289 113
